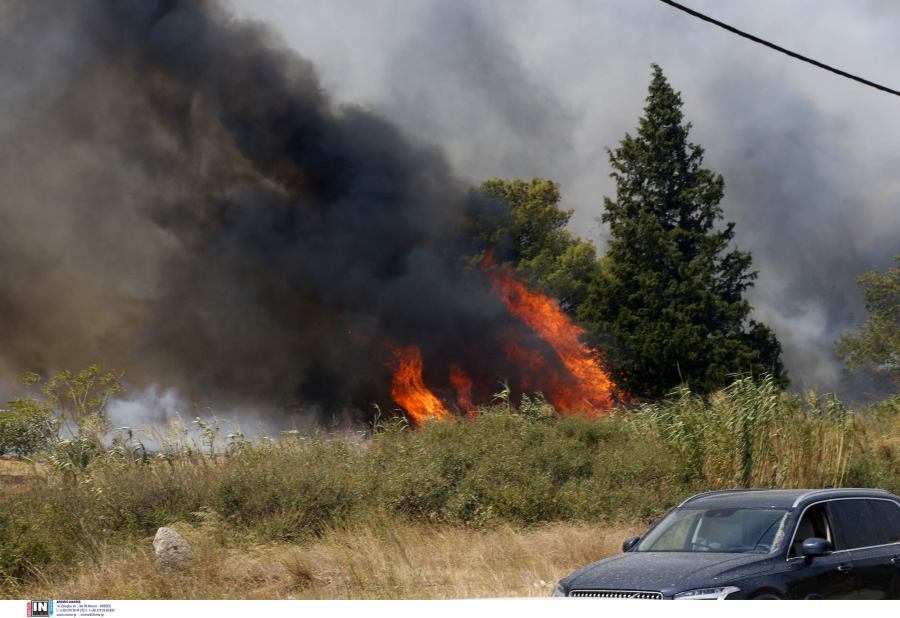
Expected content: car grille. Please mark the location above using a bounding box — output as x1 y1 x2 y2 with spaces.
569 589 663 599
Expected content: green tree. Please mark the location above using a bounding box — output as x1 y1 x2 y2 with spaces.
578 65 787 398
472 177 600 314
835 256 900 384
0 366 121 463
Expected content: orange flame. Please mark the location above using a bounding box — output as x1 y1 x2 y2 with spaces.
449 363 475 412
386 252 620 424
389 346 451 425
486 257 617 412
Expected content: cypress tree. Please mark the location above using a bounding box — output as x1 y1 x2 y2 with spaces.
578 65 787 398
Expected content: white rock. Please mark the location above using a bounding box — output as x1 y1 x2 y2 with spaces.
153 527 193 570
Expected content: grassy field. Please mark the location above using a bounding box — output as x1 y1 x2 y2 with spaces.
2 377 900 599
16 517 645 600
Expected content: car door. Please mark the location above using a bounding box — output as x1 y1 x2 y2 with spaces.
782 502 858 600
829 498 896 600
862 499 900 599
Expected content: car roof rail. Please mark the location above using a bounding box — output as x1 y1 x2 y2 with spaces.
676 488 770 508
791 487 892 508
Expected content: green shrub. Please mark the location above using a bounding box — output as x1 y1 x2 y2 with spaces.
365 409 682 524
0 496 86 585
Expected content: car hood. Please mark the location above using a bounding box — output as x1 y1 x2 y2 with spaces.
563 551 776 593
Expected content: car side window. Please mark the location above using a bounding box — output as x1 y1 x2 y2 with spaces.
869 499 900 545
828 499 880 550
789 506 832 558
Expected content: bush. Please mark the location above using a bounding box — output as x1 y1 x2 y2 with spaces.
0 404 59 458
0 366 122 466
366 409 682 524
0 495 84 586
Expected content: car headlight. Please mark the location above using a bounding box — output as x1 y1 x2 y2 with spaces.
673 586 740 600
551 583 567 597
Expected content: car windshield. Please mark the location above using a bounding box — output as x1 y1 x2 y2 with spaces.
636 507 790 553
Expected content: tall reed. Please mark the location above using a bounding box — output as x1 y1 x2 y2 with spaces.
637 376 856 489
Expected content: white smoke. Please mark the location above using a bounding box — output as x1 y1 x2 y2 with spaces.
106 385 186 432
106 384 336 451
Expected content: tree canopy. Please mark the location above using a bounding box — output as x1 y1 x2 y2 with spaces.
472 177 600 315
577 65 787 398
835 256 900 385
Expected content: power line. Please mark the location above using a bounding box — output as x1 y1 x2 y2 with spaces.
659 0 900 98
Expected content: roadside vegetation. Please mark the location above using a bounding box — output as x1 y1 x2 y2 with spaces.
3 369 900 599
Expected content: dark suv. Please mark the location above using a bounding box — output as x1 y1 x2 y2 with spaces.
552 488 900 599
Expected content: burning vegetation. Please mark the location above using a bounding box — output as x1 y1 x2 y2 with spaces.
0 1 788 429
486 256 616 412
388 346 452 424
0 0 626 425
384 252 619 425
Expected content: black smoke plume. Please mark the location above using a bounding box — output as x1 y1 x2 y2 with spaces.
0 0 560 419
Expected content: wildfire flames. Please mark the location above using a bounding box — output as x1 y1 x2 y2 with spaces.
0 1 629 426
387 254 620 424
489 262 616 412
448 363 476 413
390 346 451 424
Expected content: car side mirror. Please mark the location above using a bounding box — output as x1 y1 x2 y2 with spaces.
623 536 640 552
801 537 834 559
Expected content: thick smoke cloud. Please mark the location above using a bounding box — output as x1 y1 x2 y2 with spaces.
0 0 563 418
1 0 897 415
231 0 900 401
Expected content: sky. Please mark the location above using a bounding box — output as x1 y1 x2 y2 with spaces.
226 0 900 399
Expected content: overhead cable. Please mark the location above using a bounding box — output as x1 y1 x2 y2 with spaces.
659 0 900 98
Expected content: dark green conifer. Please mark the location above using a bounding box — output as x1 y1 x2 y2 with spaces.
578 65 787 398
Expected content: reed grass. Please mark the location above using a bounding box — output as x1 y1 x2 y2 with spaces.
636 376 857 489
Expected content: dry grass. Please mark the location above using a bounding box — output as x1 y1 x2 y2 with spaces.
20 519 646 600
0 458 47 494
